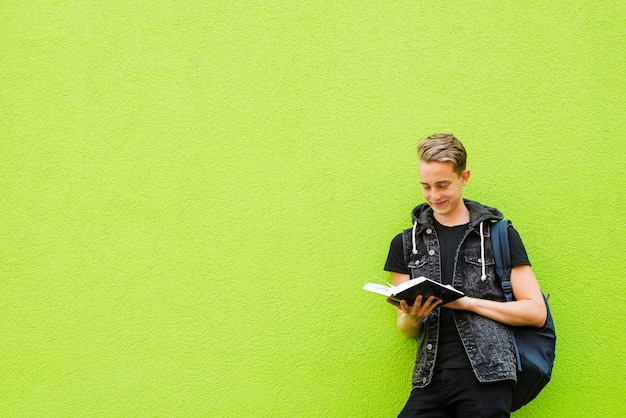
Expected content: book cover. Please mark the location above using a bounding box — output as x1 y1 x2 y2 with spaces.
362 276 464 306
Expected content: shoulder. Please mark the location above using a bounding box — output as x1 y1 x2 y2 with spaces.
385 231 411 273
506 223 532 267
389 231 404 249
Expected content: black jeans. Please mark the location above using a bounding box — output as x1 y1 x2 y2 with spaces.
398 368 514 418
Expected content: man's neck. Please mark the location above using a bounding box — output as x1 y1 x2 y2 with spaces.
434 204 470 227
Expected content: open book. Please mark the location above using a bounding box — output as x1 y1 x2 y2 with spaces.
362 276 464 306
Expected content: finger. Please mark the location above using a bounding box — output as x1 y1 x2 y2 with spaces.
411 296 442 315
399 300 410 312
428 296 443 306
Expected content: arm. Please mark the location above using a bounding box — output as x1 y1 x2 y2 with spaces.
445 265 547 327
386 272 443 338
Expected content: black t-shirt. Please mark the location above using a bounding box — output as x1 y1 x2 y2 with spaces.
433 221 471 368
384 223 530 275
384 221 531 369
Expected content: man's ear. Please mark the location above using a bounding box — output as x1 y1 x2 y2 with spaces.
460 169 470 185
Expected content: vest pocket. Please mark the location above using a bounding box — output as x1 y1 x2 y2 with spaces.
462 250 496 288
408 255 429 279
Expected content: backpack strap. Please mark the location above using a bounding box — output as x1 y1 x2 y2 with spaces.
491 220 513 302
491 220 523 371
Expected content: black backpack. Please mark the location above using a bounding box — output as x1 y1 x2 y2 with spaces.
491 220 556 411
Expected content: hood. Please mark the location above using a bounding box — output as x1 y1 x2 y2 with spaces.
408 199 504 282
411 199 503 229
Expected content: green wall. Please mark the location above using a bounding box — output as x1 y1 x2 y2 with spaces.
2 1 625 416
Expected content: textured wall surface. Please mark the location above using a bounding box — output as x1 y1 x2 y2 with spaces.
2 1 625 417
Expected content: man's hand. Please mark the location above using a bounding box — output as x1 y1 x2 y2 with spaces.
387 295 443 338
387 294 443 320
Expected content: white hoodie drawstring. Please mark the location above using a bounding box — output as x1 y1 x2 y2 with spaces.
412 221 418 255
479 221 487 281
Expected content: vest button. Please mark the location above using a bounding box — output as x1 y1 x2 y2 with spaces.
426 228 432 234
422 377 427 384
428 250 435 256
427 344 433 350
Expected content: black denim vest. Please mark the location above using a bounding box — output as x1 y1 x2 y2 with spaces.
404 200 517 387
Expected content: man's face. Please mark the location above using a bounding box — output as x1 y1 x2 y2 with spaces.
418 161 470 220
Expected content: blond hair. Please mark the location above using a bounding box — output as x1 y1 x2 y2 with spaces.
417 133 467 175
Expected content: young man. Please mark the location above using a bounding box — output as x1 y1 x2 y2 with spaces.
384 133 546 417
